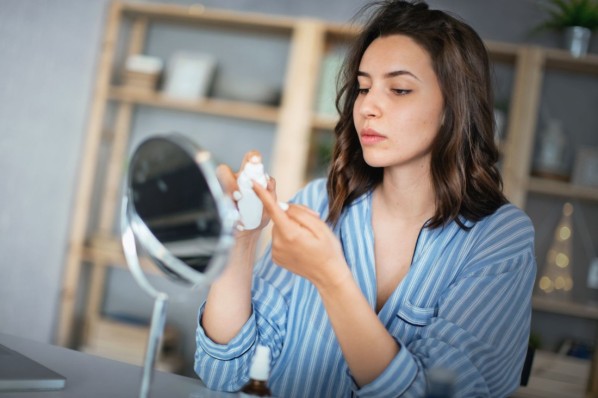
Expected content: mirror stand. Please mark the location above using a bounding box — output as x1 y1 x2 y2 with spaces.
121 196 170 398
119 134 237 398
141 294 168 398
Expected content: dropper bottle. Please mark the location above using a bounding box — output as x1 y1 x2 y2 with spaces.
240 345 272 397
236 155 268 230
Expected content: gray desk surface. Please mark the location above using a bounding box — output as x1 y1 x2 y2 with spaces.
0 333 237 398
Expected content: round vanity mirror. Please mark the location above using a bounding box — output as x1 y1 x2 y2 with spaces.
120 133 238 398
122 133 237 289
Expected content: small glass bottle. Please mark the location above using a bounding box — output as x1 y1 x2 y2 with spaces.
426 368 455 398
240 345 272 397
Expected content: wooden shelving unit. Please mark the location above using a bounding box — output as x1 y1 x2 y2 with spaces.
56 1 598 393
501 45 598 398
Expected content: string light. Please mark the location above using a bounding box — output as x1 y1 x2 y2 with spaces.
536 202 574 300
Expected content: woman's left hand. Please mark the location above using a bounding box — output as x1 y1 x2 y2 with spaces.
253 183 351 290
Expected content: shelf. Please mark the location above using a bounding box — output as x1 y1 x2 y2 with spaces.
512 350 591 398
532 296 598 321
324 23 359 42
82 316 183 372
542 47 598 76
82 234 159 275
121 2 295 34
486 40 520 63
108 86 280 123
527 177 598 202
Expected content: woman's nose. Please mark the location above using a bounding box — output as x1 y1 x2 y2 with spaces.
358 91 381 118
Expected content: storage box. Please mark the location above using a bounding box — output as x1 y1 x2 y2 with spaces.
123 54 163 92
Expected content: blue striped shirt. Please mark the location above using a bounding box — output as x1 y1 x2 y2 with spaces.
195 178 536 397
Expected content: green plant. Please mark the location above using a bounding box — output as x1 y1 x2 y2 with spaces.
535 0 598 31
529 332 542 350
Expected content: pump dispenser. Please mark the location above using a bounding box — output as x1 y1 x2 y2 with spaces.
240 345 272 397
236 155 268 230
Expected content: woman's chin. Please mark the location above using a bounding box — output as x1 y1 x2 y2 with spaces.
362 154 389 169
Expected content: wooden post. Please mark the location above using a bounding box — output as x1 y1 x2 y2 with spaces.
270 20 326 202
82 15 148 348
55 1 123 347
501 47 545 209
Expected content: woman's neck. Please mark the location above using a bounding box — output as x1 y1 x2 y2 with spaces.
375 165 436 223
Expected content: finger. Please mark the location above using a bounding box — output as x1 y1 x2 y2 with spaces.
290 203 320 218
216 164 238 196
240 150 263 170
267 175 276 193
252 181 294 229
286 205 324 237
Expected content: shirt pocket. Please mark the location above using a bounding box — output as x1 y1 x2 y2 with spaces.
396 300 436 327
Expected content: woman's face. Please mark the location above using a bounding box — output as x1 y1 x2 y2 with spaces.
353 34 444 170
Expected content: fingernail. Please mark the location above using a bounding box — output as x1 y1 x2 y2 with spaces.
236 224 245 232
278 201 289 212
233 191 242 201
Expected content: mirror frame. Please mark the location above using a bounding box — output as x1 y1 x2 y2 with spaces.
123 133 237 289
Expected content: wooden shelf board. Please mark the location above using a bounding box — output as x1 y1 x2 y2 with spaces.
513 350 591 398
121 2 295 33
486 40 520 63
325 23 359 41
542 46 598 76
533 296 598 321
82 234 160 275
108 86 280 123
527 177 598 202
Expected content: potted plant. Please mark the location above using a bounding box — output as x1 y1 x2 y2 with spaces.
534 0 598 57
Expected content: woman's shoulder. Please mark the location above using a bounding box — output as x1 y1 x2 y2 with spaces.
465 203 536 263
478 203 534 237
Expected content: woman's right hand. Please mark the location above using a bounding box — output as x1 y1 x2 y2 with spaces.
216 150 277 239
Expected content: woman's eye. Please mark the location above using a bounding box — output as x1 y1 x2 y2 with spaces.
357 88 369 95
392 89 412 96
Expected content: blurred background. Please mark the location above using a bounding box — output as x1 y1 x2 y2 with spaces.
1 0 598 395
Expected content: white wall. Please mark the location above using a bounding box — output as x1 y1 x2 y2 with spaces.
0 0 109 342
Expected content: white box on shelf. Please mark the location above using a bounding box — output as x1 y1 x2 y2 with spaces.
163 52 216 100
125 54 164 75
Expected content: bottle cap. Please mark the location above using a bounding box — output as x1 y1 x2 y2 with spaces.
249 345 270 381
244 156 265 180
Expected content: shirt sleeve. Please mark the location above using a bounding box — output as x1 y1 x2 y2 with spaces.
194 180 327 392
194 243 295 392
351 208 537 398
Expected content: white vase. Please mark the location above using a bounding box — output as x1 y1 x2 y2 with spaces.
564 26 592 57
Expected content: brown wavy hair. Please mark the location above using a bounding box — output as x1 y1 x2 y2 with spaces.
326 0 506 229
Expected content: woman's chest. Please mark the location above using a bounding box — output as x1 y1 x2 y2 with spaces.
373 219 424 311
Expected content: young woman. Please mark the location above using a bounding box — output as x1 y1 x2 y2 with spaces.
195 1 536 397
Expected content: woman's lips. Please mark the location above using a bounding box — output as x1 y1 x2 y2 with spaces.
360 128 387 145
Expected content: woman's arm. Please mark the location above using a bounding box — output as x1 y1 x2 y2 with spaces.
201 233 259 344
201 157 276 344
316 266 401 386
253 183 400 387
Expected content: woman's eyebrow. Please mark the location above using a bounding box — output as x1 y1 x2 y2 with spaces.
357 70 420 81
